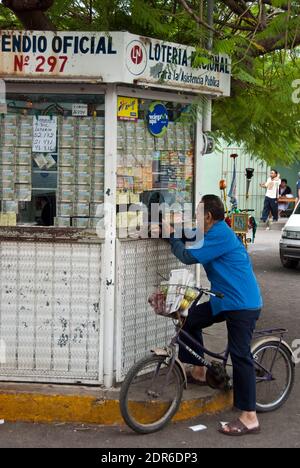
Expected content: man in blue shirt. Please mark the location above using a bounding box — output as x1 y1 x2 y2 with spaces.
167 195 262 436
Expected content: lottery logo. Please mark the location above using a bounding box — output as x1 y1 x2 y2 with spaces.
126 40 147 76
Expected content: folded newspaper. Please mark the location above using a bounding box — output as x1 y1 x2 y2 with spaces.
166 269 195 314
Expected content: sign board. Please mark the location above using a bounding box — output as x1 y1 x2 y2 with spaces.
32 116 57 153
147 102 169 137
117 96 138 121
0 31 231 96
72 103 88 116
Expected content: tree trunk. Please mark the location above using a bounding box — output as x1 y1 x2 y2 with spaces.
2 0 56 30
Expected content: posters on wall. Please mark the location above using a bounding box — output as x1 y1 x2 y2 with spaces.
117 97 139 121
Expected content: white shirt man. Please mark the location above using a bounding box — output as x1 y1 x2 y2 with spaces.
260 170 281 223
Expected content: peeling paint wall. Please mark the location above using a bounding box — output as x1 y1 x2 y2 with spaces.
0 240 102 383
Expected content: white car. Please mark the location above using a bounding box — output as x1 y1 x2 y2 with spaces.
280 202 300 269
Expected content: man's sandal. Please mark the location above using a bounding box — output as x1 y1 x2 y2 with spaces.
218 419 261 437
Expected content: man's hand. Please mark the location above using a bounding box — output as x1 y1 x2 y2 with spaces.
161 220 174 238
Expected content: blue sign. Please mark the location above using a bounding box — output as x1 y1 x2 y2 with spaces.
147 102 169 137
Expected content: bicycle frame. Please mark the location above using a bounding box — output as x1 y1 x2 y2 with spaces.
166 301 288 384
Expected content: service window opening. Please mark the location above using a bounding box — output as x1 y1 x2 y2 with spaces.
0 93 105 228
117 98 195 233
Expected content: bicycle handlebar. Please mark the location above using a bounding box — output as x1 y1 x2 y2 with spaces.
195 287 224 299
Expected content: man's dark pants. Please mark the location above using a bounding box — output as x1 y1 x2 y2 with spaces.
179 302 261 412
261 196 279 222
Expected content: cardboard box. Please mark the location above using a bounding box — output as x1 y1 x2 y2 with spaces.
15 183 32 201
57 185 74 203
89 203 102 218
75 187 91 203
0 213 8 226
89 217 101 229
73 202 90 217
76 171 91 186
1 200 19 213
90 185 104 203
19 116 33 139
0 186 15 200
93 138 104 149
0 165 15 182
129 192 140 204
59 168 75 185
78 119 92 138
54 217 71 227
57 203 73 217
91 172 104 187
16 148 31 166
1 148 15 165
15 166 31 184
59 148 75 167
94 121 105 137
93 150 104 166
117 212 128 228
77 148 91 162
72 217 90 228
116 192 129 205
7 212 17 226
61 117 76 137
77 138 91 150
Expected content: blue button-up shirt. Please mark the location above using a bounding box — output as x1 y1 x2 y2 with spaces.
169 221 263 315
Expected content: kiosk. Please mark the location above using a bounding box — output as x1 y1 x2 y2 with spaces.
0 30 231 387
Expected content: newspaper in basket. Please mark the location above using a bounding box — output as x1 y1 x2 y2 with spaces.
149 269 199 317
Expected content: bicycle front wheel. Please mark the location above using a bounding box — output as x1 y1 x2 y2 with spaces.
253 341 295 413
119 354 184 434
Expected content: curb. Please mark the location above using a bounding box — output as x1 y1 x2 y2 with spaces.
0 386 233 425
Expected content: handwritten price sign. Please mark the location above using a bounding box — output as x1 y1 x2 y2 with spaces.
32 116 57 153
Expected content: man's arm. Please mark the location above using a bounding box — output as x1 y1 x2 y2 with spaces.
169 226 233 266
169 236 199 265
260 177 270 189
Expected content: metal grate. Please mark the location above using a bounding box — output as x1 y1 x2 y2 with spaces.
116 239 194 382
0 241 102 383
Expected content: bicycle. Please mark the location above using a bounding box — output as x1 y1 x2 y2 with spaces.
119 286 295 434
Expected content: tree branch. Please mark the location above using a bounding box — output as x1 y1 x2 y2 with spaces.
178 0 218 34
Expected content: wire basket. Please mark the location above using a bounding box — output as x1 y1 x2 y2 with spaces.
148 284 200 318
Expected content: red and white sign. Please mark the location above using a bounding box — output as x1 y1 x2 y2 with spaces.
126 40 147 76
0 31 231 96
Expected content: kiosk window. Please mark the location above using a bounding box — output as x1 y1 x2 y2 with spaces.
117 99 195 231
0 93 105 228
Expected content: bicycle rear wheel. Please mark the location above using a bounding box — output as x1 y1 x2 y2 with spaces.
119 354 184 434
253 341 295 413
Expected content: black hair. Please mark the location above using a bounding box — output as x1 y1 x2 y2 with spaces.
281 179 287 184
271 169 278 175
202 195 225 221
